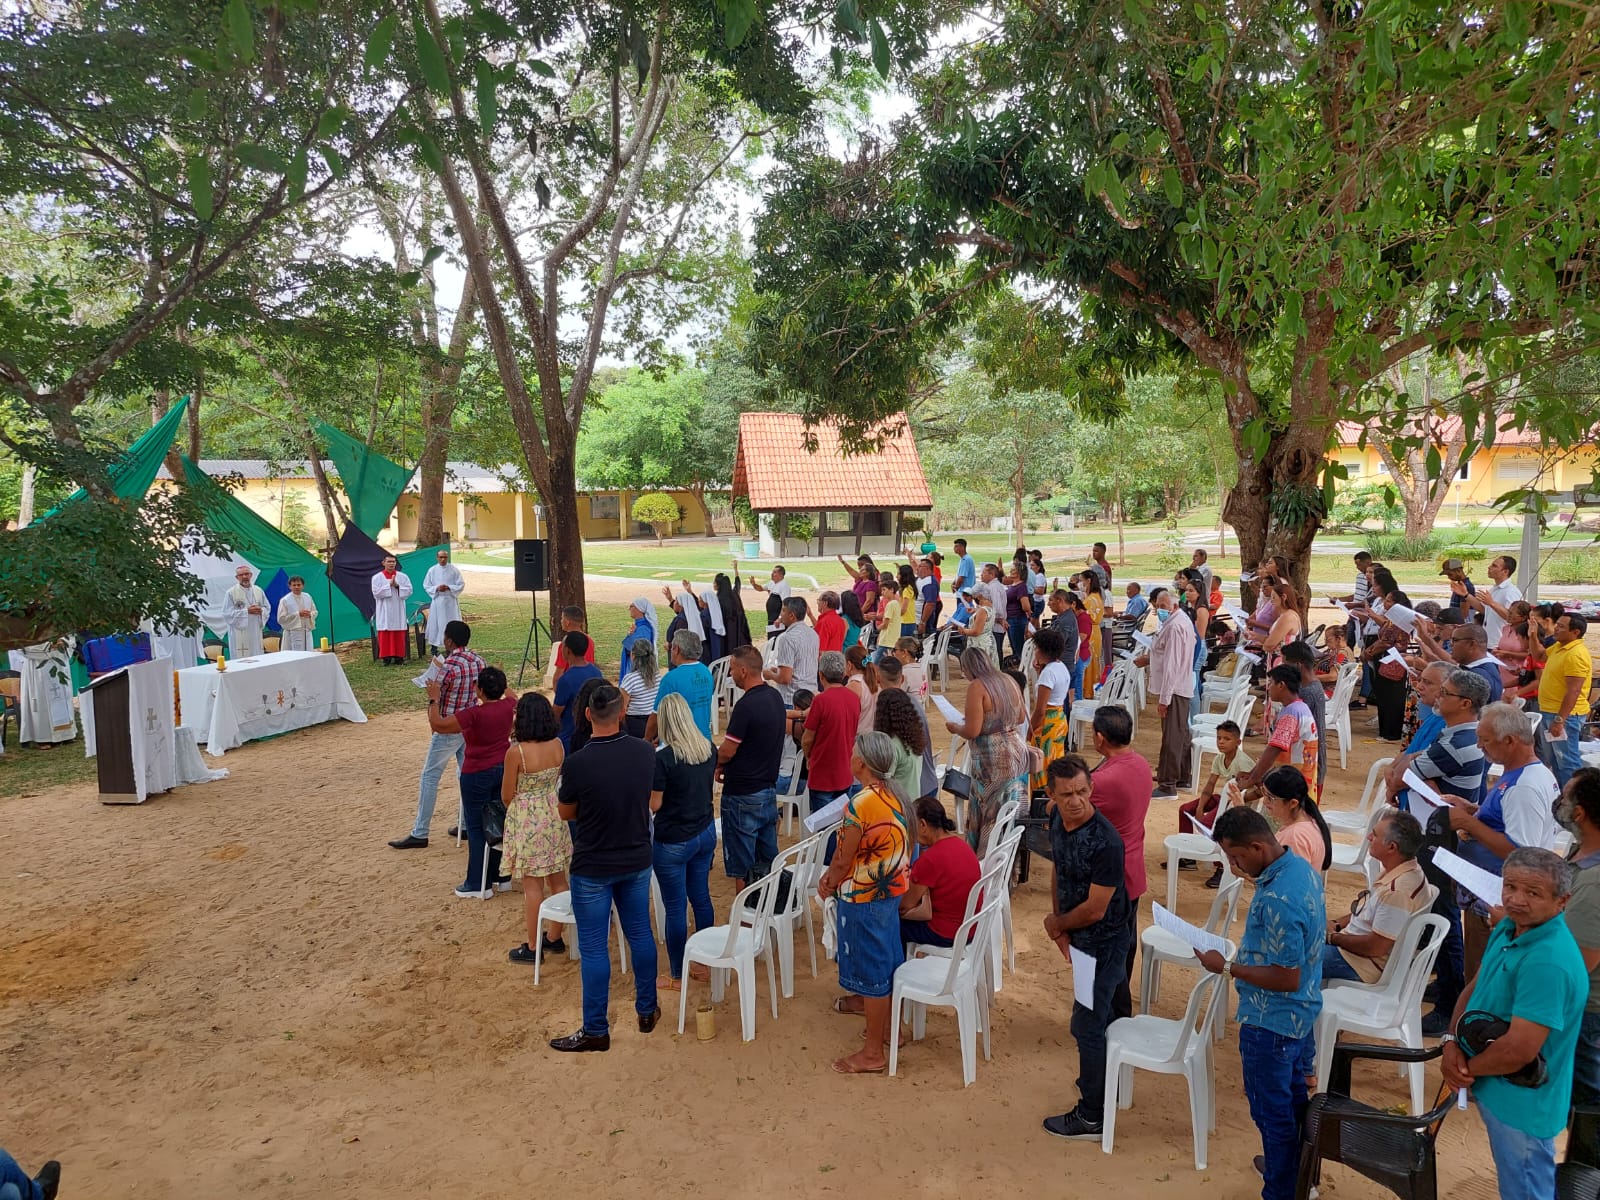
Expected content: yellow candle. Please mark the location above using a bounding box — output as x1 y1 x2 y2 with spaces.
320 637 330 651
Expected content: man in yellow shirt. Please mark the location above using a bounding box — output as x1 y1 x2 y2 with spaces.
1539 612 1592 787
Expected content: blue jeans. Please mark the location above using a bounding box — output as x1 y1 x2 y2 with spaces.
1239 1023 1316 1200
1575 1009 1600 1107
0 1150 39 1200
653 824 717 978
1429 893 1466 1017
412 731 465 837
1069 658 1086 706
458 765 503 891
1072 932 1132 1121
721 789 778 883
1478 1097 1556 1200
1540 712 1584 787
569 867 659 1037
1320 944 1363 981
1007 615 1027 659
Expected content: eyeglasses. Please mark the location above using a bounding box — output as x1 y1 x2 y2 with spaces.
1438 690 1467 700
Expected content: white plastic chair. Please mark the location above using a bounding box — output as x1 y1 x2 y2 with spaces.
708 655 732 735
889 898 1003 1086
1186 696 1258 793
775 754 808 836
761 831 829 998
1162 783 1240 911
923 625 956 693
679 870 781 1042
1328 815 1376 883
1198 654 1252 711
532 891 630 986
1141 876 1244 1013
1313 912 1448 1114
1324 663 1361 769
1102 947 1233 1170
909 834 1020 988
1323 756 1394 835
1070 662 1132 751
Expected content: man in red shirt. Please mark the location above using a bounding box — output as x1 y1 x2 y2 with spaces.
800 651 859 811
1088 704 1152 1020
814 591 846 654
551 606 595 689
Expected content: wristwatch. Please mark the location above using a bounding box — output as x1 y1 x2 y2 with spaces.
1223 960 1234 978
1439 1032 1457 1046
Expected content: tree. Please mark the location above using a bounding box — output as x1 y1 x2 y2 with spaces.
746 1 1600 608
631 492 679 546
0 1 412 647
1353 353 1476 540
368 0 933 612
575 366 739 529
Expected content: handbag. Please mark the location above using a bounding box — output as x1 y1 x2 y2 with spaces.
941 768 973 801
482 797 508 844
1457 1010 1548 1089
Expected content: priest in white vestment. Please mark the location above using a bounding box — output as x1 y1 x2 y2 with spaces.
19 637 77 746
224 565 268 658
371 555 413 664
422 549 466 651
276 575 319 652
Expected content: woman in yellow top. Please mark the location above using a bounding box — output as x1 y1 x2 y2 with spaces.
1082 578 1105 696
817 731 913 1074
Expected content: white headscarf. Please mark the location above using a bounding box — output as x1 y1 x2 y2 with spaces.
702 586 726 635
677 588 706 639
632 596 660 645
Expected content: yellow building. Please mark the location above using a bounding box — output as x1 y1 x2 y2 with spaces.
155 459 345 546
391 462 714 545
1332 422 1600 505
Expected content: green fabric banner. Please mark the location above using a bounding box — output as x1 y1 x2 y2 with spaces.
316 423 411 540
34 396 189 523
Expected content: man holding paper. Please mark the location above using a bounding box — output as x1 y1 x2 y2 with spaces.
1536 611 1592 788
1439 848 1586 1200
1196 806 1324 1200
1039 755 1132 1144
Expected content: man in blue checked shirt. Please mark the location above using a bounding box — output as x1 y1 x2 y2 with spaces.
1196 806 1325 1200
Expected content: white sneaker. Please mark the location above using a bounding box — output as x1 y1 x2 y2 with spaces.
453 886 493 900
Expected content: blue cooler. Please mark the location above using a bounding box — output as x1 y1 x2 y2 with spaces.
82 632 152 674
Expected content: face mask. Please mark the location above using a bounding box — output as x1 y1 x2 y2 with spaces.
1555 798 1580 836
1156 608 1172 625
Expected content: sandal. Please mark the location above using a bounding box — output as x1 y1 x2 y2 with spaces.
831 1055 887 1075
832 996 865 1015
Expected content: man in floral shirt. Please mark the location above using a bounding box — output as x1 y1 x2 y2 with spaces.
1198 806 1325 1200
389 620 484 849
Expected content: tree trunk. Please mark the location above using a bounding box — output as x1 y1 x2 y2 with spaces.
1114 483 1126 564
688 484 714 534
17 463 36 527
542 438 586 615
1011 464 1025 545
187 381 202 460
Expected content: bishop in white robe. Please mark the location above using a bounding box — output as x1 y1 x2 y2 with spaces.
276 575 319 652
422 549 465 650
224 566 268 658
371 555 413 664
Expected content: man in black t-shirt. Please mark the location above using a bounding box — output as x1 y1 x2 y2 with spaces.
1040 754 1133 1143
716 645 786 885
550 684 661 1054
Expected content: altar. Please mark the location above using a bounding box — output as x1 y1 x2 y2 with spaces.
177 650 366 755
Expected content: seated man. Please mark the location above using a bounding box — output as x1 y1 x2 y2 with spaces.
1322 808 1435 982
1119 581 1149 625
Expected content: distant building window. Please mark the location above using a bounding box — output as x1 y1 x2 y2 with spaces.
1495 459 1540 485
825 510 854 534
1456 459 1471 481
1341 458 1363 478
864 511 890 536
589 494 620 520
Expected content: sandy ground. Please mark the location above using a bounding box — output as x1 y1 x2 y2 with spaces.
0 636 1508 1199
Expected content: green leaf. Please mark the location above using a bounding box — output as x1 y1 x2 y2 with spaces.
364 14 398 71
836 0 864 36
187 88 208 122
527 59 556 78
413 17 452 96
1425 445 1442 481
474 60 498 139
722 0 757 48
1371 23 1394 79
223 0 254 64
188 156 213 221
869 17 891 80
285 147 308 202
420 244 446 269
316 105 348 139
236 142 288 174
1161 166 1183 208
319 146 348 179
414 131 444 174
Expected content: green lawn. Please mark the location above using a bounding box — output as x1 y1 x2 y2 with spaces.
0 597 637 800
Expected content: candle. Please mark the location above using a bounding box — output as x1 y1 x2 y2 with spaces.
217 653 227 672
320 637 330 651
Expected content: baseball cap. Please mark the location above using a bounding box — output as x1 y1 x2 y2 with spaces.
1439 558 1464 574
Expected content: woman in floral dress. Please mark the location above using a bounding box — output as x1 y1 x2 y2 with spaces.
500 692 572 964
943 647 1031 853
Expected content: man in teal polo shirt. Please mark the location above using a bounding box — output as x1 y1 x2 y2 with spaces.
1441 847 1587 1200
646 630 713 741
1197 806 1324 1200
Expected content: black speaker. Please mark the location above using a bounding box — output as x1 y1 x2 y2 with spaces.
513 538 548 591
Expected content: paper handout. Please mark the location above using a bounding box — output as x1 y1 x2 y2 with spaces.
1431 846 1503 909
1402 769 1447 813
930 693 965 725
804 792 851 834
1132 631 1154 649
1225 605 1251 629
1070 947 1097 1010
1152 901 1231 957
1381 647 1409 670
1385 604 1419 633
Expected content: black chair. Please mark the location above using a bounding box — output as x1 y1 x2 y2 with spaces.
1570 1102 1600 1169
1296 1042 1455 1200
1560 1162 1600 1200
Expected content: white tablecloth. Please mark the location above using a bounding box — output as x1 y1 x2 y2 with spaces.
177 651 366 755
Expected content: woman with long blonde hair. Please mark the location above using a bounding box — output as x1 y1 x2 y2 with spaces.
649 692 717 990
943 647 1031 851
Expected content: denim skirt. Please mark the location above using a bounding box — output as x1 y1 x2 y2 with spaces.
837 894 905 998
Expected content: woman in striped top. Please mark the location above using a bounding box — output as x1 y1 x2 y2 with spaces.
620 638 660 739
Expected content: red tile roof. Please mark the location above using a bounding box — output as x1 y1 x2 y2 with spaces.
732 412 933 511
1335 418 1550 449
